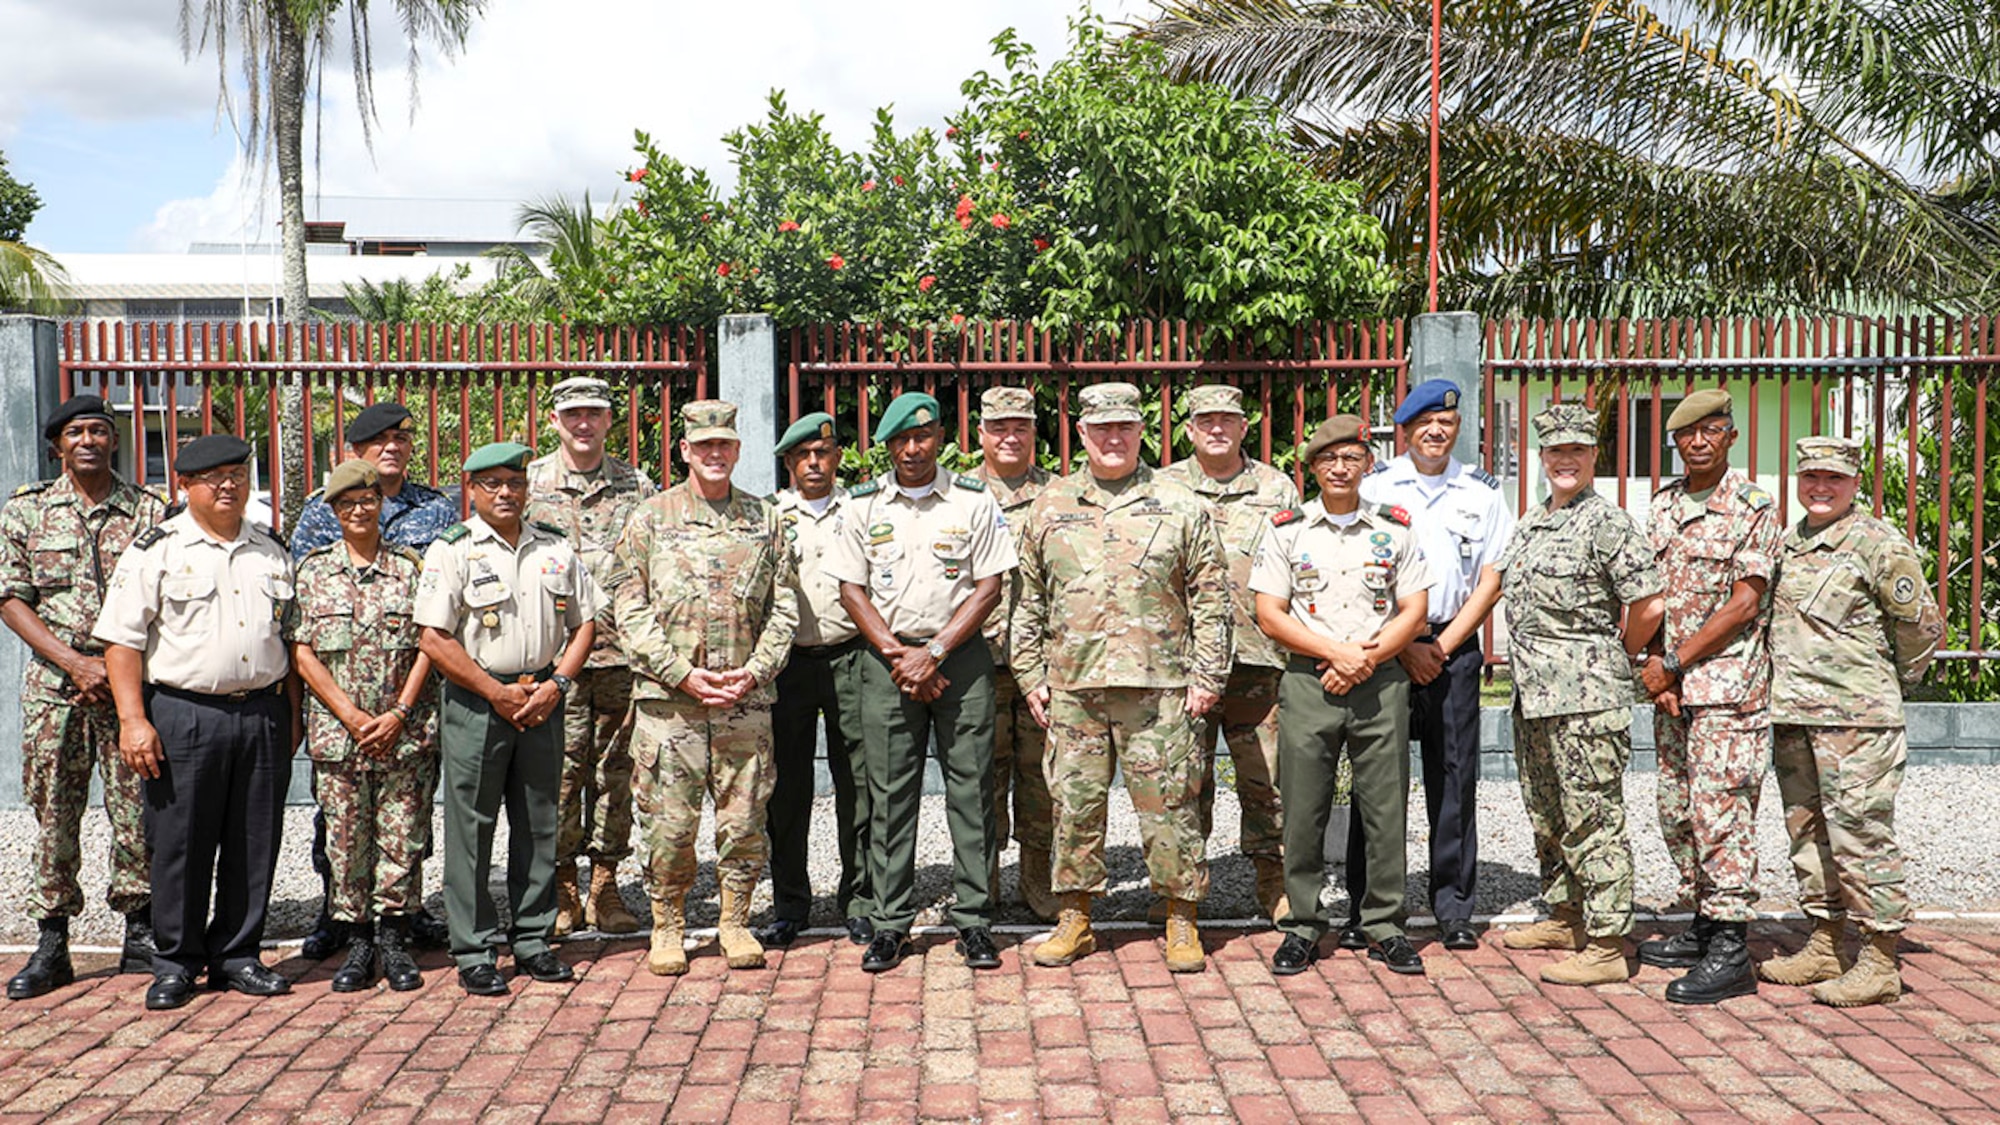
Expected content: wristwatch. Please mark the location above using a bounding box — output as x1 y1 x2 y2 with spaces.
1659 651 1682 678
925 639 947 661
552 673 574 693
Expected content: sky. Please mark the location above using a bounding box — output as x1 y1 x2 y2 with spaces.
0 0 1149 253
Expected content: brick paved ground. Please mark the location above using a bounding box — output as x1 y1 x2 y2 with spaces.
2 920 1998 1123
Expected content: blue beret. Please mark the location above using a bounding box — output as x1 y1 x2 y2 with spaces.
876 393 942 443
462 441 534 475
1394 379 1463 426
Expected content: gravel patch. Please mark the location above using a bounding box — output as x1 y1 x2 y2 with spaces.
5 765 1998 946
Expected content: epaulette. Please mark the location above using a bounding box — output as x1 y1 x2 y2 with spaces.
953 475 986 492
532 520 566 538
1741 484 1774 511
1271 507 1303 527
850 480 882 498
304 488 325 501
438 523 470 544
256 523 288 550
1470 468 1500 489
303 541 342 559
391 544 425 566
132 526 169 550
1379 503 1411 526
10 480 52 498
1365 462 1389 476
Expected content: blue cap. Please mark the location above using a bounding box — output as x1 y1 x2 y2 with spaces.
1394 379 1463 426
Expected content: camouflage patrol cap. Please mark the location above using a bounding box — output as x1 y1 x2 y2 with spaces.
680 400 740 443
979 385 1036 422
1301 414 1369 462
776 412 837 456
322 458 382 503
1795 435 1862 476
1183 384 1245 417
1533 403 1599 447
548 376 614 413
876 392 942 442
1078 382 1143 425
1665 388 1734 432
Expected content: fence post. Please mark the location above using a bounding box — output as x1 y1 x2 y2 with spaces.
0 316 61 808
1410 311 1482 465
718 314 780 497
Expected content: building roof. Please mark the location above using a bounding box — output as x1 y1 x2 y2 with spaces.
51 252 501 300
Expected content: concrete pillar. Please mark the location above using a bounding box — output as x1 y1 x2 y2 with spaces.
0 317 61 807
719 314 779 497
1410 311 1483 466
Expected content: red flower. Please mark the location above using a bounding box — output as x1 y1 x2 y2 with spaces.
918 274 937 292
954 193 975 230
778 220 800 232
862 180 877 192
951 313 966 326
827 255 846 270
990 213 1011 230
717 262 732 277
635 201 649 216
1017 129 1030 140
1033 237 1050 252
945 127 959 139
892 175 906 187
699 212 711 223
629 168 649 182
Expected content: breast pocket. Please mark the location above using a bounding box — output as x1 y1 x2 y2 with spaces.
304 608 356 652
1803 566 1866 628
731 547 775 602
161 572 218 627
865 541 904 595
29 537 80 588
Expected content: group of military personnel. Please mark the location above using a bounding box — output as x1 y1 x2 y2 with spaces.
0 373 1939 1010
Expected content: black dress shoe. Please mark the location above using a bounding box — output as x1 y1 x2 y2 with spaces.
407 909 451 950
956 927 1000 970
1441 922 1480 951
516 951 574 983
1336 924 1369 951
210 963 291 996
145 973 196 1010
458 963 509 996
1271 934 1323 976
845 917 875 946
758 918 805 948
300 917 349 961
861 930 911 973
1369 935 1426 975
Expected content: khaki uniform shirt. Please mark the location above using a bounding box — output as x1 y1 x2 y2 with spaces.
1158 457 1299 669
1647 467 1780 708
1249 502 1435 648
92 511 295 694
1769 510 1943 727
526 452 657 669
824 470 1018 640
976 463 1052 668
0 474 166 699
1499 490 1663 719
1010 467 1232 696
288 544 435 766
775 487 859 649
413 515 600 678
613 482 799 702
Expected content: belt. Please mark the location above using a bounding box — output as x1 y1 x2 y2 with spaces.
149 680 285 704
795 637 861 659
1286 655 1325 674
482 665 554 685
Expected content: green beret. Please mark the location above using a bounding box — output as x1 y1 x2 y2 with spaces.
1665 388 1734 432
323 459 382 503
462 441 534 475
1796 435 1861 476
777 412 838 456
1532 403 1599 447
1301 414 1369 463
877 393 942 442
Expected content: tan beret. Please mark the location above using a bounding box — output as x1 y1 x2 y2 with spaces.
323 458 382 503
1665 388 1734 432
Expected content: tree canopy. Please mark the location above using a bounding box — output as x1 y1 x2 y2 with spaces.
0 150 64 313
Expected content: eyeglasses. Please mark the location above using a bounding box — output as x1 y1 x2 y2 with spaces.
1673 422 1734 444
184 468 250 489
330 493 384 513
468 476 529 494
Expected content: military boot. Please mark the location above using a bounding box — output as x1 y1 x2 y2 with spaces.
717 886 767 969
1502 905 1585 951
1033 893 1097 967
648 897 689 976
1164 899 1206 974
1540 936 1630 987
120 907 157 975
378 916 423 992
1638 914 1717 968
1665 920 1757 1005
1018 846 1060 923
1253 856 1289 922
6 919 74 1001
587 864 641 935
552 860 583 939
330 924 378 992
1758 918 1852 986
1811 932 1902 1007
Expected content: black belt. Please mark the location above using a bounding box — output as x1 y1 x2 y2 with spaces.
795 637 862 659
149 680 285 704
482 665 554 685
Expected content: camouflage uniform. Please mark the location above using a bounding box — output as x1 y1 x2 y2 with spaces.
0 475 165 920
290 478 460 559
526 452 656 872
1648 466 1781 922
978 461 1054 865
613 481 798 903
1500 489 1662 937
1770 508 1941 934
1011 466 1232 902
1157 454 1297 863
289 544 438 923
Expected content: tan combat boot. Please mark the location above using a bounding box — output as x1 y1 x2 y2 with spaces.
648 897 688 976
1033 893 1097 967
1502 905 1586 951
1253 856 1290 922
1540 936 1630 986
1018 847 1060 923
1758 918 1851 986
552 860 583 939
716 886 767 970
1164 898 1206 974
1811 932 1901 1007
586 864 641 935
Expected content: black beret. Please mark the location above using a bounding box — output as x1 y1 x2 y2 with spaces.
44 395 115 441
176 434 253 475
346 402 414 446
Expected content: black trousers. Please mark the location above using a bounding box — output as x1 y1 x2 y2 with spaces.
768 640 870 925
1345 637 1483 923
142 686 291 977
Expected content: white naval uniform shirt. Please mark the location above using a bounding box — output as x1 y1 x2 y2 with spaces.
1360 455 1513 628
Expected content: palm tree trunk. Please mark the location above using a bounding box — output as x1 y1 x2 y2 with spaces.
273 1 309 530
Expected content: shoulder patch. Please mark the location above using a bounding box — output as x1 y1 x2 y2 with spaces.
437 523 470 544
133 526 168 550
1380 503 1411 526
11 479 52 498
850 479 882 498
1470 468 1500 489
953 475 986 492
1741 484 1774 510
1271 507 1303 527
